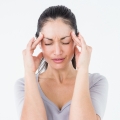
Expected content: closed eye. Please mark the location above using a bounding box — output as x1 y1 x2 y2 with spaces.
45 43 52 45
45 42 70 45
63 42 70 44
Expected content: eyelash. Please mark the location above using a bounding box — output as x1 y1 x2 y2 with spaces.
45 43 70 45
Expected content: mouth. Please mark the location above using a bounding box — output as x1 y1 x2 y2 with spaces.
52 58 65 63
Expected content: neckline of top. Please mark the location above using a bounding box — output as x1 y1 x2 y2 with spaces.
36 73 72 112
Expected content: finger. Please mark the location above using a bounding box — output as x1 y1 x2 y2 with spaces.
27 37 35 49
31 32 43 50
71 31 81 47
75 46 80 55
72 32 81 47
81 37 87 46
78 33 87 49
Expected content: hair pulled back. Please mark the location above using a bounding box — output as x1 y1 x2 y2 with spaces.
35 5 79 73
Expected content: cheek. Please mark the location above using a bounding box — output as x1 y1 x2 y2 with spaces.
41 46 52 60
42 48 49 56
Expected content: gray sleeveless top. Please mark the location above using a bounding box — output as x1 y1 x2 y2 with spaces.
14 73 108 120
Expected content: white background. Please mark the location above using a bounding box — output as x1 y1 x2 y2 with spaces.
0 0 120 120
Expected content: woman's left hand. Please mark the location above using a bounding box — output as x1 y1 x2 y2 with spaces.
71 32 92 70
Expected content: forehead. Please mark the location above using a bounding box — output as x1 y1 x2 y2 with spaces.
41 18 72 37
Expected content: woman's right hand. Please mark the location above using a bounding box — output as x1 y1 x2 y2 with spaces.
22 33 44 73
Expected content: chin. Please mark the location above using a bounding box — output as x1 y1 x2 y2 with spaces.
51 63 69 70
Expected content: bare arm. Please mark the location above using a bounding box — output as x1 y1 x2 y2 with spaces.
69 68 99 120
69 32 100 120
21 34 47 120
20 72 47 120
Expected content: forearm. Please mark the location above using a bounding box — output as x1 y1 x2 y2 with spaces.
20 72 47 120
69 68 97 120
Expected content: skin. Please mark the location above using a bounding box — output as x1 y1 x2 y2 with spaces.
40 18 77 83
22 18 100 120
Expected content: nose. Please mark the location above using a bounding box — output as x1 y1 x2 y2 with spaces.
54 43 62 55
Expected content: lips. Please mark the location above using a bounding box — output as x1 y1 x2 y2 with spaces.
52 58 65 63
52 58 64 60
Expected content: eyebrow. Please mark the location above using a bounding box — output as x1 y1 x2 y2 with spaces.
44 36 70 41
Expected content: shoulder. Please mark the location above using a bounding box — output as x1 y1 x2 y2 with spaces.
14 77 25 92
88 73 108 119
88 73 108 89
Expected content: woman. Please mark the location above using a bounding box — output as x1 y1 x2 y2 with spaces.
14 5 108 120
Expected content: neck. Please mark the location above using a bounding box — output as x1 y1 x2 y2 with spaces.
44 62 77 84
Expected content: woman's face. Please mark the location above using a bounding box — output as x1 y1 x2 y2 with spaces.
40 18 75 69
